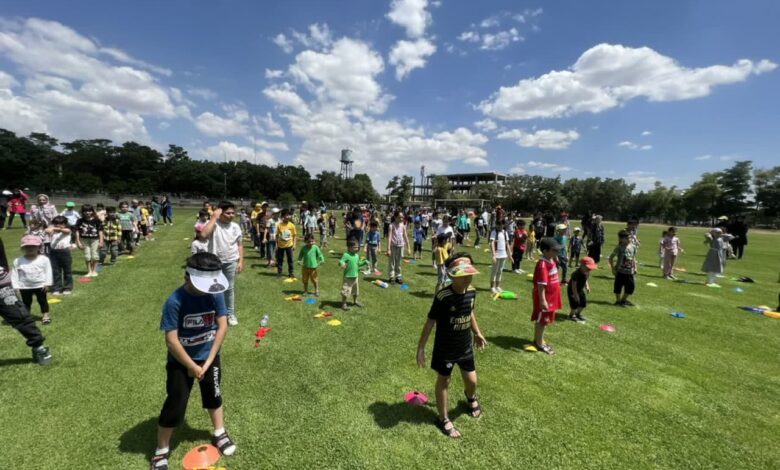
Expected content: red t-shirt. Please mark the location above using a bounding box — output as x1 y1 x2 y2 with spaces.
513 228 528 250
532 257 562 313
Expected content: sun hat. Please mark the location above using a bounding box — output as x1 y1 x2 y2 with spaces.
65 201 75 208
540 237 563 252
185 253 229 294
261 201 268 207
20 234 42 247
580 256 598 270
447 257 480 278
573 227 581 232
556 223 568 231
272 208 280 214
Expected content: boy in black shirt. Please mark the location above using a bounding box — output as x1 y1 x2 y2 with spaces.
417 253 487 439
568 256 597 322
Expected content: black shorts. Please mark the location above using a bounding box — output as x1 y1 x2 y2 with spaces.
431 354 475 377
158 355 223 428
413 241 422 253
568 290 587 309
614 272 636 295
140 224 148 236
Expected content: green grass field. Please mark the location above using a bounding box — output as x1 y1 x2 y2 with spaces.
1 213 779 469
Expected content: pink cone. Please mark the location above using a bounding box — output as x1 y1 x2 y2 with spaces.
599 323 616 333
404 391 428 406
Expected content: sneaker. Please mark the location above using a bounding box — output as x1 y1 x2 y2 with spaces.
32 345 52 365
228 314 239 326
536 343 555 355
341 304 351 311
576 314 587 322
150 449 169 470
353 301 364 308
490 287 498 294
212 431 237 456
569 314 578 322
614 301 625 307
622 300 634 307
517 269 526 274
62 290 72 296
51 291 62 296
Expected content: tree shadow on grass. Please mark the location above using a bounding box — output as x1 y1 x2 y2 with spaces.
318 300 345 309
487 335 535 352
118 416 211 456
368 401 437 429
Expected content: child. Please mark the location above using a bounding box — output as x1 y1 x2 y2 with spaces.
702 227 734 287
61 201 80 244
275 209 297 278
386 211 410 284
0 236 52 364
151 253 236 470
328 211 337 238
48 216 73 295
662 227 683 279
365 221 381 275
554 224 570 284
100 207 122 266
191 209 210 254
413 221 424 260
339 238 368 311
657 230 667 268
95 203 106 222
416 253 486 438
511 219 527 274
146 201 156 234
26 218 48 255
489 220 512 294
11 235 53 324
317 211 328 249
526 226 536 261
139 202 152 242
298 233 325 296
434 233 450 293
117 201 138 254
266 209 279 267
531 237 563 354
75 204 104 278
568 257 597 322
568 227 582 265
608 230 638 306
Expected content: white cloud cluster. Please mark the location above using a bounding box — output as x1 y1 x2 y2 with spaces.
0 18 189 142
474 118 497 132
272 23 333 54
498 128 580 149
478 43 777 120
201 140 276 166
694 154 738 162
457 8 541 52
641 130 652 136
387 0 436 80
511 159 572 174
618 141 652 151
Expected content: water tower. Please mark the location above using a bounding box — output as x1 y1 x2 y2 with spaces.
339 149 354 180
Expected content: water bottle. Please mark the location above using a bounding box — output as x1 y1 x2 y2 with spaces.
260 315 270 327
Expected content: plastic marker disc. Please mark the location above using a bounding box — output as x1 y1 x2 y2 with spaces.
283 277 298 283
304 297 317 304
78 277 91 283
646 282 658 287
599 324 616 333
327 319 342 326
183 237 190 241
182 444 220 470
314 311 333 319
734 287 744 293
671 312 686 318
48 298 62 304
523 344 538 352
400 284 410 290
126 256 135 259
404 391 428 406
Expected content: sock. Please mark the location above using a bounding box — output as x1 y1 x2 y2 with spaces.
155 447 169 456
213 427 225 437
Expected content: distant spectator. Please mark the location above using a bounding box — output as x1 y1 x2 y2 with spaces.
6 189 28 229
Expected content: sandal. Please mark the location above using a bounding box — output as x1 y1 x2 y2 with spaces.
435 418 461 438
211 430 237 456
149 450 169 470
42 315 51 325
536 343 555 355
465 393 482 418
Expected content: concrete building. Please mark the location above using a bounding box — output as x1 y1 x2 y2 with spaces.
414 171 507 201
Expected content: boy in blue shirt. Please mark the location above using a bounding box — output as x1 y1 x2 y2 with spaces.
151 253 236 470
413 221 425 260
365 220 382 275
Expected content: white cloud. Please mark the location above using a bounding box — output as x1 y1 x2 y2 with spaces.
99 47 172 77
458 31 480 43
694 154 712 160
201 140 276 165
187 87 218 101
480 17 500 28
641 130 652 136
253 112 285 138
265 69 284 79
294 23 333 49
474 118 497 132
526 160 572 172
508 165 527 174
194 109 249 137
480 28 522 50
498 128 579 149
272 33 294 54
389 38 436 80
250 137 289 151
158 121 170 130
263 82 311 116
478 43 777 121
387 0 431 38
618 140 652 151
624 170 659 191
288 38 390 113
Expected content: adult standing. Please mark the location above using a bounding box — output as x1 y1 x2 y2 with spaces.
161 195 173 225
728 215 749 259
151 197 162 224
587 215 605 264
6 189 28 229
199 201 244 326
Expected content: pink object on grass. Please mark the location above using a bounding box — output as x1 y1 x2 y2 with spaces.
78 277 91 283
404 391 428 406
599 323 616 333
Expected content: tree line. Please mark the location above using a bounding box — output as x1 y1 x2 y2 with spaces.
0 129 380 206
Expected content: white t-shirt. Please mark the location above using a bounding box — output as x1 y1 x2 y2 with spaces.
208 221 242 262
51 231 72 250
436 225 454 241
490 229 509 259
420 214 430 228
481 211 490 228
11 255 53 289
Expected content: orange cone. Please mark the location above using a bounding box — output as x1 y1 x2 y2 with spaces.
182 444 220 470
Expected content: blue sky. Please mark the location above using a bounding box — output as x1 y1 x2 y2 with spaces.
0 0 777 191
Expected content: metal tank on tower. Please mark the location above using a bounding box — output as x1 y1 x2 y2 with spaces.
339 148 354 180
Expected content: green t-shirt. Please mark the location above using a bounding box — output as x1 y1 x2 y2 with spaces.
339 251 368 278
117 211 137 231
298 244 325 269
610 243 637 274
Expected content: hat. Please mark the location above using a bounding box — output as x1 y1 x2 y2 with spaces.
556 223 568 231
573 227 581 232
254 203 262 208
1 190 11 196
580 256 598 270
710 227 723 235
447 257 480 278
271 208 280 214
261 201 268 207
185 253 229 294
717 215 729 221
65 201 75 208
540 237 563 252
20 234 42 247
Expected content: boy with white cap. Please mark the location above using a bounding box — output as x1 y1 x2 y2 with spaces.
150 252 236 470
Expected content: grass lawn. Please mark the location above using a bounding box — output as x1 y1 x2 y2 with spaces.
1 213 780 469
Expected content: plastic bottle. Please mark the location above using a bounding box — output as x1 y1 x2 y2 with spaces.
373 280 389 288
260 315 270 327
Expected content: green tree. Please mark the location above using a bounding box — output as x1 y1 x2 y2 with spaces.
715 160 753 216
683 173 721 223
754 166 780 218
431 175 451 200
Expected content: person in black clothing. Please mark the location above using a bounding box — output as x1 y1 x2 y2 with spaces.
587 215 605 263
568 256 598 322
728 215 749 259
417 253 487 439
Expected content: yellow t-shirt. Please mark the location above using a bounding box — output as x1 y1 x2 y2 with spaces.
435 246 449 266
140 207 149 225
276 221 297 249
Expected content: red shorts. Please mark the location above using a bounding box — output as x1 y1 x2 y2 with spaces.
531 309 556 325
